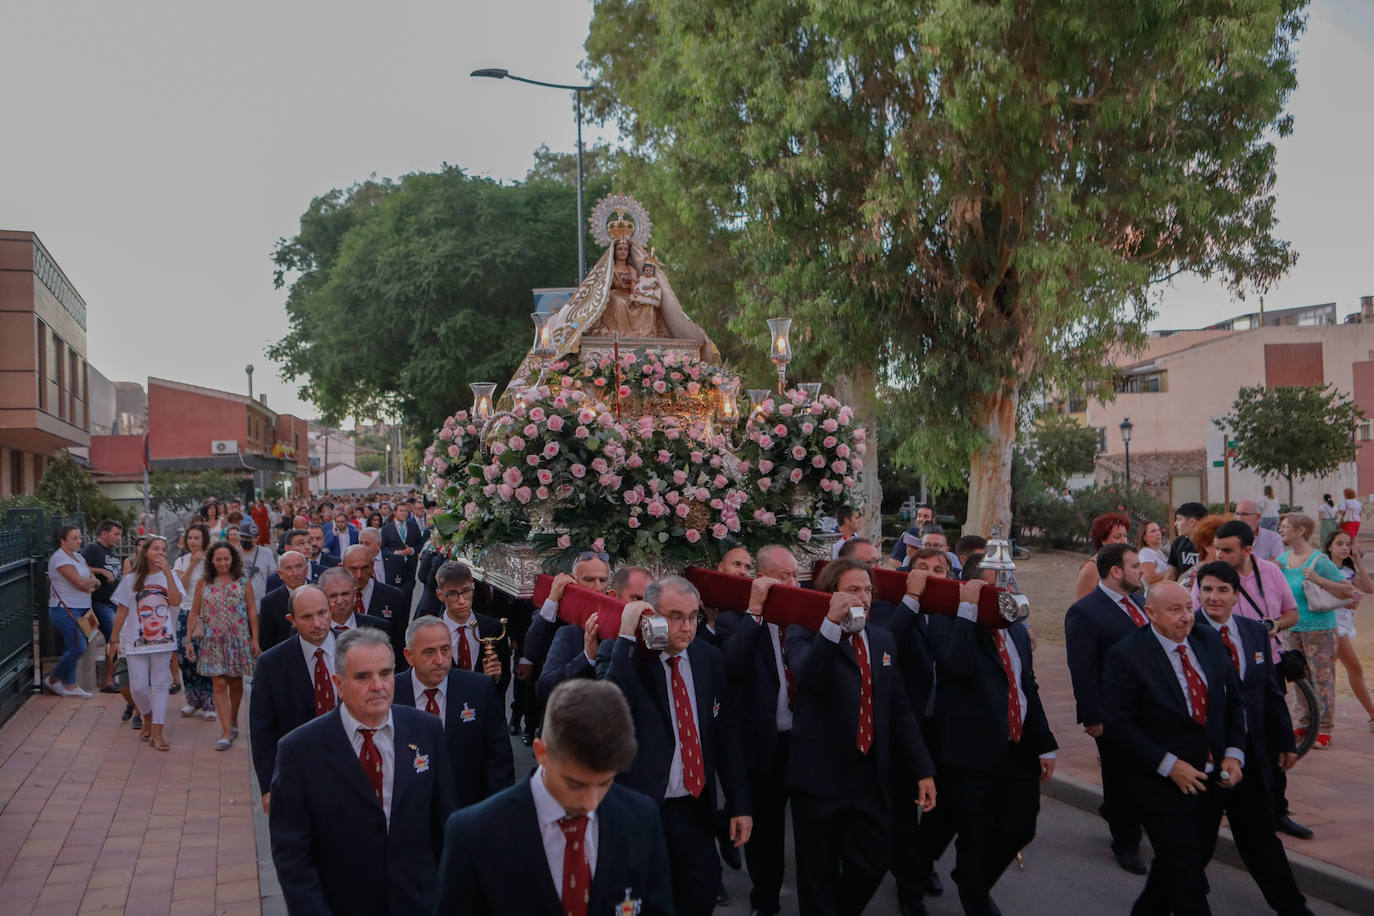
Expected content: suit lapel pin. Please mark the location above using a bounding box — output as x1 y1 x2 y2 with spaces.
1254 651 1264 665
712 698 720 718
409 743 429 773
460 702 476 723
882 652 892 667
381 605 392 618
617 888 643 915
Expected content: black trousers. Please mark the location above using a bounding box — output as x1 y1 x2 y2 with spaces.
509 667 535 730
1132 779 1222 916
1097 734 1143 853
744 732 791 914
791 750 889 916
942 744 1042 916
1201 769 1311 916
893 715 941 905
660 793 721 916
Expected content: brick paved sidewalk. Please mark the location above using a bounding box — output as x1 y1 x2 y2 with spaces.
1036 643 1374 884
0 692 262 915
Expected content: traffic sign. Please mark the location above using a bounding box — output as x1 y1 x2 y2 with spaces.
1212 460 1225 467
1227 440 1239 448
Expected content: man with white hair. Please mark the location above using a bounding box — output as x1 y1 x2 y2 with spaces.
1234 499 1284 562
258 551 313 652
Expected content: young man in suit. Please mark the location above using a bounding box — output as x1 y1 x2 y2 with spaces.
342 545 406 662
433 679 672 915
250 584 336 814
269 626 456 915
1102 581 1247 916
923 575 1058 916
323 509 358 562
434 561 508 693
257 552 313 652
713 544 797 916
1193 562 1312 915
395 616 514 809
380 504 424 602
306 524 338 570
1064 541 1150 873
786 558 936 916
602 577 752 916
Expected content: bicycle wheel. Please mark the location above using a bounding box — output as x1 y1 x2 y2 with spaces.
1288 677 1320 758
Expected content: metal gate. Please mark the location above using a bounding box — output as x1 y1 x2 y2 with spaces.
0 509 85 726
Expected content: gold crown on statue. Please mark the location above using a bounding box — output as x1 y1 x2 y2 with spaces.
607 211 636 241
642 246 664 268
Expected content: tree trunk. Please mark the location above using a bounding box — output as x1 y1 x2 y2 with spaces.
833 368 882 541
965 385 1019 537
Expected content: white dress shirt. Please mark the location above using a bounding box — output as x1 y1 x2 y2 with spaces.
538 598 560 622
299 631 336 680
338 705 395 826
530 765 599 898
410 669 448 726
445 612 481 670
1149 626 1244 776
394 521 409 546
333 612 364 633
1200 613 1247 680
359 579 375 610
950 601 1054 758
1097 582 1142 622
748 615 794 732
372 554 387 585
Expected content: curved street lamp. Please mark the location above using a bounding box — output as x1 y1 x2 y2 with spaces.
471 68 594 281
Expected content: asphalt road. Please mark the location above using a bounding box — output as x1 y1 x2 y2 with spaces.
508 738 1355 916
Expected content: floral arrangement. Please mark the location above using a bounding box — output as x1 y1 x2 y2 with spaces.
431 352 867 570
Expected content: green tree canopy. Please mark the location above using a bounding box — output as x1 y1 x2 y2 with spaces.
268 167 611 432
33 453 132 528
148 470 245 512
586 0 1306 534
1024 412 1101 493
1216 384 1363 506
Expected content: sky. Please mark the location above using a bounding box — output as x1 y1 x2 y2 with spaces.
2 0 1371 421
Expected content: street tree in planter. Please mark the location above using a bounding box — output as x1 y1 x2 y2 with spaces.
1216 384 1363 508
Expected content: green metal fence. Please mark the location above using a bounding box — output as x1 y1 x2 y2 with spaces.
0 509 85 726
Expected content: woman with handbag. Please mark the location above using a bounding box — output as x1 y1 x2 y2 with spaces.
1322 529 1374 732
1277 513 1354 749
46 525 100 697
107 535 182 750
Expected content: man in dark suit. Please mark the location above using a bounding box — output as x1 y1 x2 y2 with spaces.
923 577 1058 916
250 584 337 813
357 528 410 594
433 560 509 697
535 565 650 708
602 577 752 916
1102 580 1247 916
319 566 393 642
433 679 673 915
323 510 359 562
523 550 613 669
714 544 797 916
343 545 407 663
306 524 338 570
265 544 323 592
1193 562 1312 915
270 626 457 915
395 615 514 809
1064 541 1150 874
257 552 314 652
872 548 947 911
381 505 424 602
786 558 936 916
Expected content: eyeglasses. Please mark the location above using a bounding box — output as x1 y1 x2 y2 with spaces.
577 550 611 562
662 613 700 627
439 587 476 599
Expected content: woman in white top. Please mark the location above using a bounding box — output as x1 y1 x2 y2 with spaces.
1323 529 1374 732
1258 485 1281 531
46 525 100 697
1340 487 1363 539
1318 494 1340 545
172 523 217 719
107 536 181 750
1136 520 1169 593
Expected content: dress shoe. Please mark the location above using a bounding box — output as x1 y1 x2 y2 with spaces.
521 732 535 747
509 720 522 736
924 870 944 896
1277 815 1314 839
715 883 729 906
1114 848 1148 875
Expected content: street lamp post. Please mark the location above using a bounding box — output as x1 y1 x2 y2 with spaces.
471 68 594 281
1120 417 1134 495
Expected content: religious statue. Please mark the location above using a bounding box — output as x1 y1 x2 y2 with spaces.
501 194 720 403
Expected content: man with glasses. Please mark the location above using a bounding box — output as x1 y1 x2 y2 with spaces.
603 576 751 916
1234 499 1285 562
435 561 508 693
537 566 651 707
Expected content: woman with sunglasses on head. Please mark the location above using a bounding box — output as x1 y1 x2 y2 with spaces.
107 536 181 750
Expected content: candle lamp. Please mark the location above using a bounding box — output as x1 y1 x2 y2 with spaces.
767 317 793 392
469 382 497 421
747 389 770 420
799 382 821 402
718 377 741 430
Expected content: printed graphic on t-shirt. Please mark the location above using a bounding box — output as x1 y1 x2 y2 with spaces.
133 585 175 649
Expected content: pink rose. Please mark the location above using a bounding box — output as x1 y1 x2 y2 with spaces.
711 523 728 539
690 451 704 464
831 460 847 474
491 442 508 456
758 435 773 449
812 455 826 468
627 453 644 468
758 477 772 491
801 422 814 434
791 445 807 461
853 458 864 470
624 489 642 506
822 419 839 433
837 443 850 458
823 435 837 449
665 428 681 440
557 534 571 549
529 407 546 421
657 449 672 464
844 476 857 488
552 396 568 408
497 483 515 500
779 403 794 417
502 467 522 487
484 465 499 482
547 415 565 432
599 474 622 489
619 385 631 398
483 483 496 497
726 516 741 532
536 486 550 500
509 436 525 451
575 426 590 439
666 491 681 506
536 469 553 485
673 470 688 486
438 427 453 440
798 527 812 542
685 528 701 543
526 454 540 467
713 474 728 489
774 424 787 436
570 463 586 478
447 444 460 458
790 468 804 483
591 457 609 473
854 428 867 443
758 460 774 474
648 500 668 518
543 442 560 459
434 477 448 489
514 486 533 504
675 503 691 519
524 423 538 437
628 515 641 529
710 456 723 468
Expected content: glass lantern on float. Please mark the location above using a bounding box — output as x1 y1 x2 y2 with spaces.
717 377 741 432
469 382 497 422
767 317 792 392
799 382 821 402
